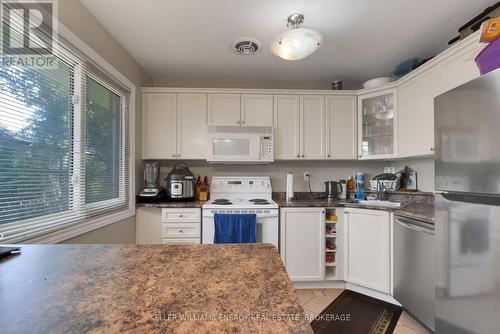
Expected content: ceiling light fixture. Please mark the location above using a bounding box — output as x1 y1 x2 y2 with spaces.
271 13 322 61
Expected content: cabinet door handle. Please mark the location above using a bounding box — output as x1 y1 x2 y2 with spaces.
327 154 331 158
301 154 304 158
172 154 176 158
296 154 300 158
241 120 246 125
236 120 241 124
358 154 362 158
179 230 184 233
430 147 435 152
179 214 184 218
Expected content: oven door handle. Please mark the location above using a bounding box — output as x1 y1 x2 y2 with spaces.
203 213 279 219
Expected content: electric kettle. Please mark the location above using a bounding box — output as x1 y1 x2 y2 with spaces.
325 181 343 200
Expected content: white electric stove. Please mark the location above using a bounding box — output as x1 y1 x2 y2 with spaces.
202 176 279 247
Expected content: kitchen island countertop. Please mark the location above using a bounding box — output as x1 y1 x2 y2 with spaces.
0 244 312 334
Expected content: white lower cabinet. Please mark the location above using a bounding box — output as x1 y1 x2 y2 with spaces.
344 208 391 294
280 208 325 281
136 207 162 244
136 207 201 245
161 208 201 244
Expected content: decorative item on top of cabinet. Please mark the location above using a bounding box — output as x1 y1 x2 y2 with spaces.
142 93 207 160
344 208 391 293
280 208 325 281
358 88 398 160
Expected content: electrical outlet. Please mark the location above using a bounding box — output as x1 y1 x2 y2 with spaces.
384 166 396 174
303 172 310 182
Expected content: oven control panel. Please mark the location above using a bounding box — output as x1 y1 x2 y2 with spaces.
260 136 274 161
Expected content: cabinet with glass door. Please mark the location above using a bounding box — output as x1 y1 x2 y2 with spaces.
357 89 397 159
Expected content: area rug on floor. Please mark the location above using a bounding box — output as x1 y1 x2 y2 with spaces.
310 290 402 334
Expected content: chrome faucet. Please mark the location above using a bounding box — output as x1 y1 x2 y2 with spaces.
376 180 387 200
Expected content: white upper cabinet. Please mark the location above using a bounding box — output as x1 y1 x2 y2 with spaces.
142 92 207 160
398 39 482 158
301 95 326 159
241 94 273 126
358 89 397 160
208 94 241 126
398 69 441 157
177 94 207 159
326 96 357 159
438 40 482 93
280 208 325 281
274 95 301 159
143 93 177 159
344 208 391 294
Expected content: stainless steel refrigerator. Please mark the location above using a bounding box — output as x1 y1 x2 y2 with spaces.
434 68 500 334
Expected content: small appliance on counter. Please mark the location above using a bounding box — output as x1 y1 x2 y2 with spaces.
165 162 195 201
338 179 347 199
325 181 343 200
137 161 166 203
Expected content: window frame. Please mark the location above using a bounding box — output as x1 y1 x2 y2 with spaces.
82 72 128 212
0 20 136 244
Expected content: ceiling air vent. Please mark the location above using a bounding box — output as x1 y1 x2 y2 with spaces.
231 38 261 55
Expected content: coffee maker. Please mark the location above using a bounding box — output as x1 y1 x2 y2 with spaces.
138 161 165 202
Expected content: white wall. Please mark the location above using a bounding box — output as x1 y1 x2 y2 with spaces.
59 0 152 244
158 158 434 193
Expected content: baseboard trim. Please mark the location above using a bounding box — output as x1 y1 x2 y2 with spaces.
293 281 346 289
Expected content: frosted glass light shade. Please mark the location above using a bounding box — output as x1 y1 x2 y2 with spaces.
271 28 323 61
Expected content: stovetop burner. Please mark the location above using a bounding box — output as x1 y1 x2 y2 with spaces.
253 201 270 205
212 199 233 205
249 199 268 203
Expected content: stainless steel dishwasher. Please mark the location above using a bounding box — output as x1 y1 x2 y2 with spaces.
393 215 435 331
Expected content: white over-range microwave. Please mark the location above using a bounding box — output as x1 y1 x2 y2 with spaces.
206 126 274 163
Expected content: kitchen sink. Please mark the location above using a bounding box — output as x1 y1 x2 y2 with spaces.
356 200 404 208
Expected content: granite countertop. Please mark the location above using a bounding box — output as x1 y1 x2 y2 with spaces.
393 203 435 224
138 200 206 208
0 244 312 334
274 197 435 224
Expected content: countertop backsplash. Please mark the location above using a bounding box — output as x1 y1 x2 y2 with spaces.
153 158 435 193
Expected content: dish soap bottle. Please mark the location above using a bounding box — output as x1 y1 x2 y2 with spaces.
346 175 355 199
355 172 365 200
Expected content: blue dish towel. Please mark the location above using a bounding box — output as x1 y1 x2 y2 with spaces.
214 213 257 244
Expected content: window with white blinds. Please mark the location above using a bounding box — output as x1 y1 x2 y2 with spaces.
0 21 130 242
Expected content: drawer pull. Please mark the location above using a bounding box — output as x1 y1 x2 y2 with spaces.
179 230 184 233
179 214 184 218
